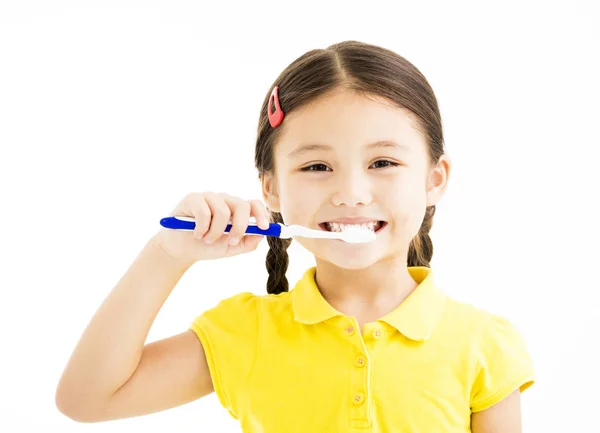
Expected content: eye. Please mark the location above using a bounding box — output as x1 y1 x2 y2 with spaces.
301 163 331 172
370 160 399 169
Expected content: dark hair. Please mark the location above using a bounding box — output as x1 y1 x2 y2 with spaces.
255 40 445 295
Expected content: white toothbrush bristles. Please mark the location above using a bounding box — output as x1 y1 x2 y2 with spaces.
338 225 377 244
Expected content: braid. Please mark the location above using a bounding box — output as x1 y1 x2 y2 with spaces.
265 211 292 294
407 205 435 268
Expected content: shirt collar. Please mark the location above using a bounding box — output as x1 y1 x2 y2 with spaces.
291 266 446 341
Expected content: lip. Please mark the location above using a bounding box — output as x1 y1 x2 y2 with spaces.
320 217 384 224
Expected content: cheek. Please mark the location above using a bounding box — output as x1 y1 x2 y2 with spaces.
382 183 428 233
381 180 425 211
278 178 321 224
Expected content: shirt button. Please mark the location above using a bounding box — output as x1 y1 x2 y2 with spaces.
372 329 382 339
352 392 365 405
345 325 355 335
355 356 366 367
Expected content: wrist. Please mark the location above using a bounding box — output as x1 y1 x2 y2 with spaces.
147 232 196 272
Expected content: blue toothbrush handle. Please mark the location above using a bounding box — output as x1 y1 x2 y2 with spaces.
159 216 282 237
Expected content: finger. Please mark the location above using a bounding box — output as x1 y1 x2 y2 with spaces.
188 195 212 239
249 199 270 230
226 198 251 246
203 192 231 244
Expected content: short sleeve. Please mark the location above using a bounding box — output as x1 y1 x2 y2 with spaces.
470 313 535 412
189 292 259 419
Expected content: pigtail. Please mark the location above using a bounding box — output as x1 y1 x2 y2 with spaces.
407 205 435 268
265 211 292 294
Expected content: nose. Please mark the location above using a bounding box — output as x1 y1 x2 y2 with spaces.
331 170 372 207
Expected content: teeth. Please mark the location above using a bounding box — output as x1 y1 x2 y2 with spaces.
326 222 377 232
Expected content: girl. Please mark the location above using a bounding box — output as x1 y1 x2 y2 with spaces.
55 40 535 432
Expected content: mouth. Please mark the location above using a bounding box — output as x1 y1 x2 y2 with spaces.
318 221 387 233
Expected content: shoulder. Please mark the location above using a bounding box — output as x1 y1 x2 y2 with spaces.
194 291 258 321
438 296 533 365
440 296 492 338
192 290 293 326
442 296 525 342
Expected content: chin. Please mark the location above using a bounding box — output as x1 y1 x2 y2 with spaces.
322 254 382 270
298 241 385 270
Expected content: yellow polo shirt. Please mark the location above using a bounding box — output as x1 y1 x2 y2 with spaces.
190 266 535 432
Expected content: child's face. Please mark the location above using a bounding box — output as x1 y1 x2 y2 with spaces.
262 88 448 269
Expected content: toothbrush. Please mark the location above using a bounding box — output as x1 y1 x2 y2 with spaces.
159 216 376 244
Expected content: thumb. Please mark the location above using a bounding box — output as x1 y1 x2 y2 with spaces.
227 234 265 255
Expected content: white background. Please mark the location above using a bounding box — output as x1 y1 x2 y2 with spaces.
1 0 599 431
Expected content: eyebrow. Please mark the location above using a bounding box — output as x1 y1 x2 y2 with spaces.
287 140 409 158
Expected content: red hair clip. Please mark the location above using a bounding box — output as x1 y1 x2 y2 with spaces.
268 86 285 128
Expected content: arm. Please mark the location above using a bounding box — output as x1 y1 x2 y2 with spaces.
55 233 213 422
471 390 522 433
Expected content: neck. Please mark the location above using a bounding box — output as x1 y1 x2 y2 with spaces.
314 256 419 318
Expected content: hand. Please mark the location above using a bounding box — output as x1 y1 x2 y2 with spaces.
156 192 271 264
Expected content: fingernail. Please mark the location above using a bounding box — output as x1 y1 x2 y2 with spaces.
204 238 213 244
228 236 240 246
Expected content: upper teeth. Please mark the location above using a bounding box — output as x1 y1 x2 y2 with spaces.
327 222 377 232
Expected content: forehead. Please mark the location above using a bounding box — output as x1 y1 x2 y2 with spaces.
276 89 427 154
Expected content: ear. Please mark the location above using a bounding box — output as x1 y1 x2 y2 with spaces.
426 154 451 207
261 172 281 213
